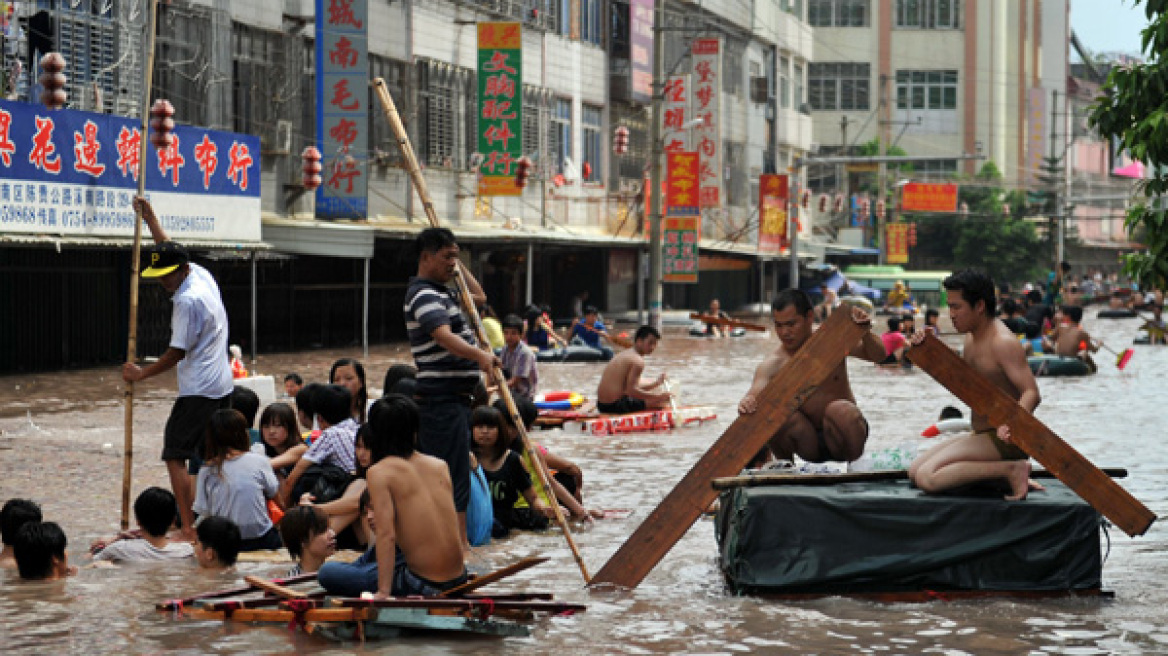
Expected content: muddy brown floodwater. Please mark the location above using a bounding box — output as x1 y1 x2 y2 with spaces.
2 312 1167 654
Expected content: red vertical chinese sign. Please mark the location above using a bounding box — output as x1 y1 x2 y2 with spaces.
315 0 369 219
758 174 789 253
664 152 700 283
478 22 523 196
691 38 721 208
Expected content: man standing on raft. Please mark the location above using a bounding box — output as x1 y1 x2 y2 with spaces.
738 289 885 463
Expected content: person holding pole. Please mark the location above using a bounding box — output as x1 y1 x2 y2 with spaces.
122 197 233 540
404 227 500 552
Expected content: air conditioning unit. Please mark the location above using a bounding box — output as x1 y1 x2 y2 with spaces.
808 142 820 154
268 119 292 155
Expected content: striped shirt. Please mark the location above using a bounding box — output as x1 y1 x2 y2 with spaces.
404 277 481 395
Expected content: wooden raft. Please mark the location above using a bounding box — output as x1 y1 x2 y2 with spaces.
589 309 868 589
907 333 1156 537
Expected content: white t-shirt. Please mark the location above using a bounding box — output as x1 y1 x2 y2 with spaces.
171 262 233 398
93 538 194 562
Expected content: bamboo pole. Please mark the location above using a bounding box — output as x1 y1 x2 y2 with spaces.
122 0 161 531
372 78 590 583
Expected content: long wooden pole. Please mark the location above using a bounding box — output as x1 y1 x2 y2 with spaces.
372 78 590 583
122 0 161 531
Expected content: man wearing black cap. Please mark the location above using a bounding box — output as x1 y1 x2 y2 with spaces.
122 197 233 539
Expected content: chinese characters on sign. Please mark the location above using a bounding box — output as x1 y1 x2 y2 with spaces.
478 22 523 196
758 174 789 253
900 182 958 213
315 0 369 219
0 99 261 242
664 152 699 283
662 75 691 153
690 37 722 208
886 223 910 264
629 0 654 103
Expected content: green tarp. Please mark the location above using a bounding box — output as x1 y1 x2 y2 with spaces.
716 478 1102 594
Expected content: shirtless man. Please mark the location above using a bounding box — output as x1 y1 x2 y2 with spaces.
1043 305 1098 360
908 269 1042 501
738 289 886 463
596 326 671 414
364 394 467 598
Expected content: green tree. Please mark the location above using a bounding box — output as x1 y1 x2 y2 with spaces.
906 162 1043 284
1088 0 1168 289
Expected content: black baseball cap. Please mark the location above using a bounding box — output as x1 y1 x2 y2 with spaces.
142 241 189 278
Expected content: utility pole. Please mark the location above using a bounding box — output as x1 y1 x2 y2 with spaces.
646 0 666 331
1039 89 1065 266
876 74 889 264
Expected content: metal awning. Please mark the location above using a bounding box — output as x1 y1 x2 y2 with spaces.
262 218 376 259
0 233 270 252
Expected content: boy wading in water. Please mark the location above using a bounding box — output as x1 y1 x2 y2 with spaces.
908 269 1044 501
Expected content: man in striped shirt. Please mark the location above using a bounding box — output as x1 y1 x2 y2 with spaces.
404 228 499 550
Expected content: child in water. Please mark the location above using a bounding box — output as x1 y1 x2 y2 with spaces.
469 406 552 538
254 402 307 480
194 516 241 570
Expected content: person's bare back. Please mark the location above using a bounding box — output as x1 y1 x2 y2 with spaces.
369 453 465 586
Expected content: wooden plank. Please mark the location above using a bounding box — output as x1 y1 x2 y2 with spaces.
711 467 1130 490
689 313 767 332
906 334 1156 537
156 573 318 610
589 309 868 589
440 556 548 597
244 575 308 599
332 597 587 614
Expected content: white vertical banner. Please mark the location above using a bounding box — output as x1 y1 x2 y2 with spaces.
691 37 722 207
662 75 691 153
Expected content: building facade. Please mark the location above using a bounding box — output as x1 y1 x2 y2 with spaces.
1 0 817 374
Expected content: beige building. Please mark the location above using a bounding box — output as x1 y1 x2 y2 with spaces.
808 0 1069 184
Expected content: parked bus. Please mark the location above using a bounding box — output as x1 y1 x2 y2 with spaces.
843 266 951 311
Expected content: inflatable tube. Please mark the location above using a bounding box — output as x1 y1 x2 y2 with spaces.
535 345 612 363
921 417 972 437
533 391 584 411
1097 309 1137 319
1028 355 1092 377
689 322 749 337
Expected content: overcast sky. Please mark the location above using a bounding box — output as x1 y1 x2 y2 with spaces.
1071 0 1151 58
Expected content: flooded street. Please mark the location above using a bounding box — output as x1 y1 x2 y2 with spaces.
2 312 1167 654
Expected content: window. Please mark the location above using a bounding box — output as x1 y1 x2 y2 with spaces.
794 62 804 110
581 104 602 182
550 98 571 175
896 0 960 29
723 38 745 97
558 0 572 36
580 0 602 46
808 62 870 111
417 60 473 168
368 55 408 168
809 0 870 27
896 70 958 110
780 57 790 109
233 24 285 146
913 159 958 176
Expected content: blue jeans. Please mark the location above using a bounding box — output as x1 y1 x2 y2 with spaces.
317 547 378 597
316 547 467 597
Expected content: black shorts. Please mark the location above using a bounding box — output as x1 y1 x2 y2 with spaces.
596 396 647 415
162 394 231 465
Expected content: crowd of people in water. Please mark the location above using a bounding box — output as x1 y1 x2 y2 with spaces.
4 202 1163 596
